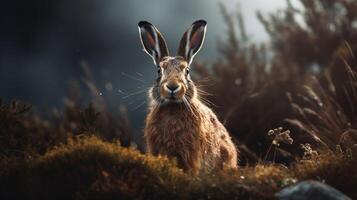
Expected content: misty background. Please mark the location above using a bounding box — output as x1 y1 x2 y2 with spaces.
0 0 294 130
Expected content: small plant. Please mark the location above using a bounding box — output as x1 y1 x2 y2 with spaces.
265 127 293 162
300 143 318 160
268 127 294 147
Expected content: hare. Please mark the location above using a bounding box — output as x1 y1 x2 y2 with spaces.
138 20 238 174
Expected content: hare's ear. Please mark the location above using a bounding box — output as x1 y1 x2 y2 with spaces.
138 21 169 66
177 20 207 65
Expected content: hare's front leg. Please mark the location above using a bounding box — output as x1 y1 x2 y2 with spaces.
174 148 201 175
146 136 201 174
220 142 238 169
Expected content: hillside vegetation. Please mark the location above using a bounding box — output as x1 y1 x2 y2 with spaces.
1 0 357 199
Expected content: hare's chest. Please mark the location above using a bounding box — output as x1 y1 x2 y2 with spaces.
146 109 201 145
154 113 199 136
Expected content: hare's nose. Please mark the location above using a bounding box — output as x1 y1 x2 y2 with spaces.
166 82 180 93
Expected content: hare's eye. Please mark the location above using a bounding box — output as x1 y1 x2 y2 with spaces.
186 69 189 75
157 68 161 75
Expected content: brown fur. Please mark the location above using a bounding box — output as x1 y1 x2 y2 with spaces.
144 58 238 174
139 20 238 174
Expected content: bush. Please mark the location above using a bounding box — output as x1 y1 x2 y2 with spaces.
193 0 357 164
0 99 67 157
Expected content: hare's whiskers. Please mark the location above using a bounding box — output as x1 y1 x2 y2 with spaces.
196 87 213 96
135 72 144 78
122 89 147 99
198 96 216 107
117 89 128 95
128 94 145 105
121 72 145 83
183 96 198 119
131 100 146 111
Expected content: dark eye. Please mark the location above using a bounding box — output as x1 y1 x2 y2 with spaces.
157 68 161 75
186 69 189 75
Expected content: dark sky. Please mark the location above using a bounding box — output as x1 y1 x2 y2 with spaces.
0 0 287 130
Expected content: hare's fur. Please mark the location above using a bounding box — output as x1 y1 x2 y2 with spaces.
145 90 238 174
139 20 238 174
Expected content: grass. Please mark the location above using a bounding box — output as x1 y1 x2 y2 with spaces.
0 136 190 200
0 135 356 200
1 1 357 199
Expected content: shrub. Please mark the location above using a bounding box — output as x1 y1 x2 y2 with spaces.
0 99 67 157
193 0 357 164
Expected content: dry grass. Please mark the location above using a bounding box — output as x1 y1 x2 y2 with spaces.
193 0 357 165
63 61 132 146
0 135 356 200
1 0 357 199
292 148 357 198
285 44 357 151
0 88 356 199
0 136 190 200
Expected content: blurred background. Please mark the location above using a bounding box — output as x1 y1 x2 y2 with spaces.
1 0 357 164
0 0 291 120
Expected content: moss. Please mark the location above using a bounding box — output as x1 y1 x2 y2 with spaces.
191 165 290 200
0 136 191 200
292 150 357 198
1 136 355 200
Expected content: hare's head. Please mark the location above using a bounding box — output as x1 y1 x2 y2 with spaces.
138 20 207 105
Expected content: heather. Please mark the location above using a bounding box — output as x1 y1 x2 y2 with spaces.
1 0 357 199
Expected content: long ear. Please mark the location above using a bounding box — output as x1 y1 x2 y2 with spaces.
177 20 207 65
138 21 169 66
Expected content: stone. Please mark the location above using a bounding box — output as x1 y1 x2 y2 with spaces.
276 180 351 200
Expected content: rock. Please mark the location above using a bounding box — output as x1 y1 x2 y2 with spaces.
276 180 351 200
